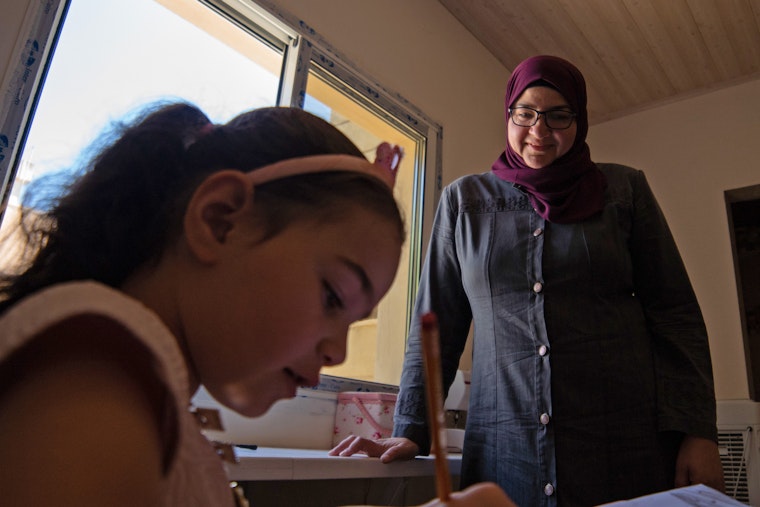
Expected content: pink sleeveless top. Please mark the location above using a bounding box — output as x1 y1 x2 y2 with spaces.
0 281 236 506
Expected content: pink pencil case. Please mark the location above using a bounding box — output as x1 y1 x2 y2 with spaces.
332 391 397 446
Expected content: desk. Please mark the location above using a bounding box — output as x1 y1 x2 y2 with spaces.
226 447 463 506
227 446 462 481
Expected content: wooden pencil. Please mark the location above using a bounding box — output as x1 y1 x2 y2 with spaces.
420 311 451 501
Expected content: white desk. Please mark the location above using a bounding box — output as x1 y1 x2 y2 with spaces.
226 446 462 482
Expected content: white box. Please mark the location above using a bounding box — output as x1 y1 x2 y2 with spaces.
192 386 338 450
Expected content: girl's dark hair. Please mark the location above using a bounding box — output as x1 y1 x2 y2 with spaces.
0 102 404 311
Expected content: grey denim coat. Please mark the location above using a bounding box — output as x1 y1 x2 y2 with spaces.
393 164 717 507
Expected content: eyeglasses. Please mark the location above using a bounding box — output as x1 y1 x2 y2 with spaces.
508 107 576 130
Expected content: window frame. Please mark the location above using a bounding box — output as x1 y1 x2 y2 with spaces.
0 0 69 211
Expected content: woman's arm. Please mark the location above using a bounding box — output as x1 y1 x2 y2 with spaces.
393 184 473 455
628 169 717 440
626 170 722 489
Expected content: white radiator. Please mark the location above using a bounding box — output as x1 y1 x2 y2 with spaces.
717 400 760 506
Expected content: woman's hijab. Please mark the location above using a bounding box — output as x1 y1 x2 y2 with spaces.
491 55 606 223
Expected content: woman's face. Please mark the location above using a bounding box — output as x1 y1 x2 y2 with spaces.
508 86 577 169
183 204 402 417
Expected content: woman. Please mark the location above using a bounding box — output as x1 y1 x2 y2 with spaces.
331 55 724 507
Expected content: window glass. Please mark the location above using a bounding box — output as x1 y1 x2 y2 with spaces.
304 65 423 385
1 0 281 238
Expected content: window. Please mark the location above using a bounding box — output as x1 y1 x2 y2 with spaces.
0 0 441 386
303 64 422 384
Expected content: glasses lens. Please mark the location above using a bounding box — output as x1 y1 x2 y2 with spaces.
545 110 575 129
511 108 538 127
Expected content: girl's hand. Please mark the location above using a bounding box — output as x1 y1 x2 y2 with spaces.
341 483 518 507
419 483 518 507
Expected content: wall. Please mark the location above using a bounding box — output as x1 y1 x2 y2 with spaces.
2 0 757 400
263 0 510 188
588 78 760 400
0 0 28 82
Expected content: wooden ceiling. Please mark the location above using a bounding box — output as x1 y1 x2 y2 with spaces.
438 0 760 124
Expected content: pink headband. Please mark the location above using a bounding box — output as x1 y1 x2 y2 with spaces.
246 142 403 190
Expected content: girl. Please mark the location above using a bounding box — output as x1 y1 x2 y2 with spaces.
0 102 513 507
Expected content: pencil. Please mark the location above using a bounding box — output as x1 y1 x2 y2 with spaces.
420 311 451 501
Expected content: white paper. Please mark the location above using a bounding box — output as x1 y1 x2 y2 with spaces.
598 484 749 506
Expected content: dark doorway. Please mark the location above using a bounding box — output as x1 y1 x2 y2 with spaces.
725 184 760 400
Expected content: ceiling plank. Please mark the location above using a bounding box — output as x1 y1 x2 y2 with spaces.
556 0 675 108
438 0 538 64
699 0 760 76
438 0 760 123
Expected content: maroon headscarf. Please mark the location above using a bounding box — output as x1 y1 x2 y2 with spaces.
491 55 606 223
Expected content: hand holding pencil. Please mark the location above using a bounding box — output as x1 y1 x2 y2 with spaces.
417 483 518 507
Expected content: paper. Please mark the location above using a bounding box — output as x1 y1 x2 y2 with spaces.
598 484 749 506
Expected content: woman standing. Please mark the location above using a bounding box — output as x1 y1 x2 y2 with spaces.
331 55 724 507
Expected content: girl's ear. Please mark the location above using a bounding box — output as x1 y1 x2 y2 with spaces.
183 170 254 264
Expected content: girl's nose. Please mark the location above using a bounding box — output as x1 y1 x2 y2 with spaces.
319 333 348 367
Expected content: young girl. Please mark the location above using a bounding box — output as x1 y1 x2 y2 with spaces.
0 102 513 507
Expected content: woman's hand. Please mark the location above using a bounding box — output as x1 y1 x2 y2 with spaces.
675 435 725 492
328 436 420 463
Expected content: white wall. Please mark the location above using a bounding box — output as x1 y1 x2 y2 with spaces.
2 0 756 400
265 0 509 185
0 0 28 81
588 78 760 400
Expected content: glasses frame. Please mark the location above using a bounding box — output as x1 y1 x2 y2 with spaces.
508 106 577 130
